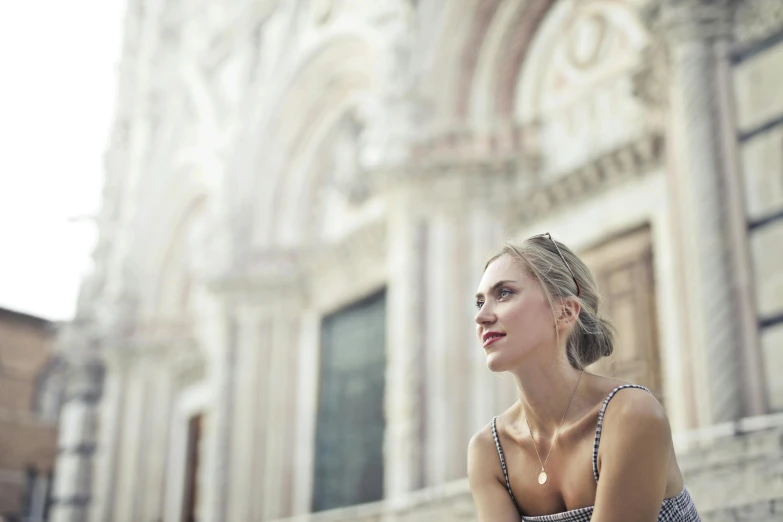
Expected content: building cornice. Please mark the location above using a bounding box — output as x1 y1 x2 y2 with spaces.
734 0 783 48
507 132 665 226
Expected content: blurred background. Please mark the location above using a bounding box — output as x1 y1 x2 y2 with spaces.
1 0 782 521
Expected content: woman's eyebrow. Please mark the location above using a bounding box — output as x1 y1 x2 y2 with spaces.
475 280 517 300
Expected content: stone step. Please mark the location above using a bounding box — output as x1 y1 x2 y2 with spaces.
678 426 783 469
679 427 783 513
270 428 783 521
700 497 783 522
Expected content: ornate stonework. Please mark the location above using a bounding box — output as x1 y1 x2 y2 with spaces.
507 132 665 226
655 0 737 42
735 0 783 46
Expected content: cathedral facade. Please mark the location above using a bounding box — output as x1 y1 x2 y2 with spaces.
50 1 783 521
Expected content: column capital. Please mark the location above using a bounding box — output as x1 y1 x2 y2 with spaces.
653 0 739 42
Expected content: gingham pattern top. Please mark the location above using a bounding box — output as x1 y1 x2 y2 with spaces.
491 385 701 522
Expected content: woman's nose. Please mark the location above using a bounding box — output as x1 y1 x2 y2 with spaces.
474 303 496 325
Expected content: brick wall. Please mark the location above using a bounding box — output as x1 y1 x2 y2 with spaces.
0 308 58 518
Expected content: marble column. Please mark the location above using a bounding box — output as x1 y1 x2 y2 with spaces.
87 353 126 522
261 302 300 520
424 208 476 484
139 356 175 522
205 305 233 522
50 357 103 522
424 212 457 485
660 0 766 426
112 362 147 522
227 305 263 521
385 191 426 497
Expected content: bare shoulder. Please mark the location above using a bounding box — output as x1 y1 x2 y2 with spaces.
468 420 521 522
467 422 500 481
604 386 667 421
600 387 671 452
592 388 680 519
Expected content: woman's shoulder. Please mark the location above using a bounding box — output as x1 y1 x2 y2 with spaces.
602 385 668 424
591 376 665 414
596 382 671 454
468 405 520 481
468 421 502 484
468 422 496 458
468 411 507 460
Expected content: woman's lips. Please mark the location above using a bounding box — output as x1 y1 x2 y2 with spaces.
483 334 506 348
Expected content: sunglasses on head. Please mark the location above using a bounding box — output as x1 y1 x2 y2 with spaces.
527 232 581 298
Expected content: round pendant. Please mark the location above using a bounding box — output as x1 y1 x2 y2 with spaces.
538 471 548 485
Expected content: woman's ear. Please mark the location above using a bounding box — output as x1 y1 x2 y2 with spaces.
557 297 581 329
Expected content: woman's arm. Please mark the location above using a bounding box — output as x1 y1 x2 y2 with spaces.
468 429 521 522
591 389 673 522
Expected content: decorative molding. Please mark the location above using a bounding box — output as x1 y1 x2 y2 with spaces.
209 249 307 307
654 0 738 42
632 41 670 113
507 133 664 227
735 0 783 46
374 123 541 215
305 219 388 313
408 121 539 164
379 127 662 225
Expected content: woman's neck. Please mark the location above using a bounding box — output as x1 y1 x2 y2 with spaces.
511 355 585 436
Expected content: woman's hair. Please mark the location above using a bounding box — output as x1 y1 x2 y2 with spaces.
484 236 614 369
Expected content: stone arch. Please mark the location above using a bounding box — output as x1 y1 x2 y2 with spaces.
468 0 557 124
413 0 482 126
453 0 504 120
150 195 208 319
250 31 382 248
513 0 650 175
445 0 556 124
135 165 212 320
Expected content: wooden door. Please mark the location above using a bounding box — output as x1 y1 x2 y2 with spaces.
581 226 664 403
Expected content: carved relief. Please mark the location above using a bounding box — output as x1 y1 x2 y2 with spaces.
516 1 651 178
567 12 610 70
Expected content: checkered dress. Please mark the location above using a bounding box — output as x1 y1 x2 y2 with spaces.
491 385 701 522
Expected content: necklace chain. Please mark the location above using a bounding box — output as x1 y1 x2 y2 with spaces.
524 370 584 481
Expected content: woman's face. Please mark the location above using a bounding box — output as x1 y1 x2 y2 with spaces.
474 254 557 372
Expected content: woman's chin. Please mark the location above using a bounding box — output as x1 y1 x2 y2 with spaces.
486 351 511 373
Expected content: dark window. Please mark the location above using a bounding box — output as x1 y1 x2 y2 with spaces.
312 290 386 512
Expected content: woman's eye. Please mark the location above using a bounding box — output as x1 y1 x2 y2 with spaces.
499 289 512 299
475 300 484 310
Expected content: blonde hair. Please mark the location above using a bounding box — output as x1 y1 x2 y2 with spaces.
484 236 614 369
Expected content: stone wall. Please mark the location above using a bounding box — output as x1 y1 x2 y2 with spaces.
734 35 783 412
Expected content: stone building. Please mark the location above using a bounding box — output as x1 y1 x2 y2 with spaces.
51 0 783 521
0 307 62 521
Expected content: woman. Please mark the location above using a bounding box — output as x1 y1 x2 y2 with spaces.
468 233 699 521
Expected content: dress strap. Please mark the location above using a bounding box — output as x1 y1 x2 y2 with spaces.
491 416 521 513
592 384 651 482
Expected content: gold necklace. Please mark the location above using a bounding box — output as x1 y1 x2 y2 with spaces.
524 369 584 485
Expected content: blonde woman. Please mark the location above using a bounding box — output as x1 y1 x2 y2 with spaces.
469 233 700 521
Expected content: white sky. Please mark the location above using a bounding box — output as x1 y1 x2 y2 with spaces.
0 1 126 321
